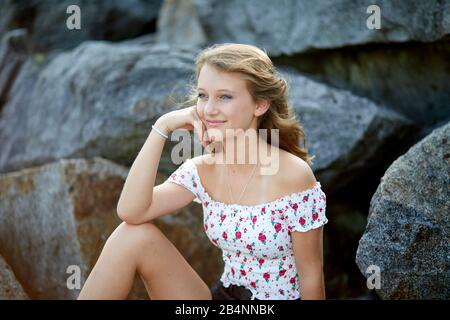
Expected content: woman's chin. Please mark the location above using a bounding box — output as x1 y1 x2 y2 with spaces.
205 129 226 142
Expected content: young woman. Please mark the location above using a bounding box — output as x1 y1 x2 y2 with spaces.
78 43 328 300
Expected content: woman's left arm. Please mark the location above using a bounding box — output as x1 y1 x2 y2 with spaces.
287 157 328 299
291 226 326 299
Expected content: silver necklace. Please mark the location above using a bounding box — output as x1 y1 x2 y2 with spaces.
225 162 259 204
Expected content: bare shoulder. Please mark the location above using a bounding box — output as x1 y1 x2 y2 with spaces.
189 154 215 179
280 150 317 192
190 154 212 167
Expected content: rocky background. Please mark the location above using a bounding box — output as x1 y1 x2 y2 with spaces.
0 0 448 300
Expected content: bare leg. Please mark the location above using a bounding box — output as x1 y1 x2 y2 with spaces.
77 221 212 300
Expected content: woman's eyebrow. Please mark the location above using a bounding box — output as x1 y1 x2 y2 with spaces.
197 87 236 93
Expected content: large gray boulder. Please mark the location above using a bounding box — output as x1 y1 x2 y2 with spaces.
0 41 198 174
355 121 450 299
0 157 127 299
275 39 450 129
160 0 450 56
0 0 163 52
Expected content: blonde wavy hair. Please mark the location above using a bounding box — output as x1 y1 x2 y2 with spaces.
180 43 315 166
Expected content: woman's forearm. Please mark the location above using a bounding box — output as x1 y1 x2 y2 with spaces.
116 117 170 221
299 271 326 300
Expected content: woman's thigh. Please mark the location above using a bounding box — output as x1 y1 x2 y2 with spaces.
119 221 212 300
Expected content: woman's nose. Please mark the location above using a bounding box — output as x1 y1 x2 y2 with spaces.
204 100 219 115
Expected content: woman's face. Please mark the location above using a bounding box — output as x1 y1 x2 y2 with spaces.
196 63 264 144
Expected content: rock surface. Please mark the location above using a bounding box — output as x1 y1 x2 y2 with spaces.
161 0 450 56
0 29 31 111
0 157 127 299
274 40 450 129
0 157 222 299
157 0 206 47
0 254 29 300
356 121 450 299
0 0 163 52
283 68 419 194
0 41 198 174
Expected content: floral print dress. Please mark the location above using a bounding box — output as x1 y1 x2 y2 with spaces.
166 158 328 300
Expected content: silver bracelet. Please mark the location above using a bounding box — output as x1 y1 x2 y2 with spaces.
152 124 169 139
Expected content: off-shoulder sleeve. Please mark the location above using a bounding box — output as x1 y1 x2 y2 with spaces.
285 182 328 233
166 159 202 203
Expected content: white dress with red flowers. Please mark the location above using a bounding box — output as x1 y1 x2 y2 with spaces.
166 158 328 300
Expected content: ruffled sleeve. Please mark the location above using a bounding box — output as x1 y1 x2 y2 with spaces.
166 159 202 204
285 182 328 233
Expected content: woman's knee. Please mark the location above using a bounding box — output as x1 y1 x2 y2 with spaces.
107 221 164 251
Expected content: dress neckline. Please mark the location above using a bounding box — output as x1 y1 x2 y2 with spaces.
186 158 322 209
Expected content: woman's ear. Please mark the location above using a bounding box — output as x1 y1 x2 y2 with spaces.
254 98 270 117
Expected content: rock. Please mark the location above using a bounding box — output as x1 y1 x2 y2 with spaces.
0 41 198 174
0 157 223 299
0 157 127 299
282 68 420 195
157 0 207 47
274 40 450 128
0 29 30 110
0 254 28 299
172 0 450 56
0 0 163 52
355 121 450 299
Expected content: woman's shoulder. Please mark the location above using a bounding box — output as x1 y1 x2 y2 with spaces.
189 154 214 174
279 150 318 194
188 154 216 183
190 154 212 166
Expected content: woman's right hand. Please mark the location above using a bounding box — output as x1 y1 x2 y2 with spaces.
155 105 213 148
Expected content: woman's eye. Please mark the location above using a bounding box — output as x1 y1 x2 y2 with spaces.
197 93 231 100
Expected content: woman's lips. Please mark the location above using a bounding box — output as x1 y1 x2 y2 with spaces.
206 120 226 127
